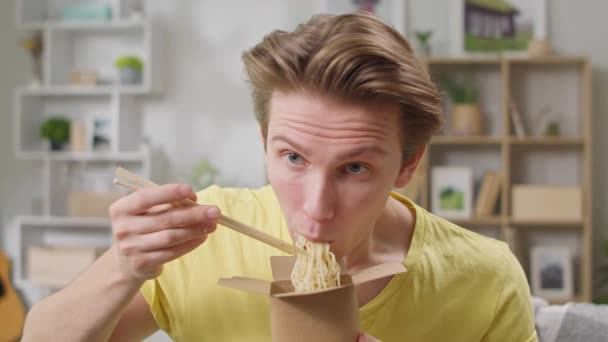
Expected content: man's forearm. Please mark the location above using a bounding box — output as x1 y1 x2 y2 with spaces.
21 247 144 342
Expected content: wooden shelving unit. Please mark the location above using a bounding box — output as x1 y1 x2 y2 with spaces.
409 56 593 303
11 0 163 305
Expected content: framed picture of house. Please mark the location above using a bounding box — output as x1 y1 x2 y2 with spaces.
313 0 407 35
530 246 573 302
431 166 473 219
450 0 547 56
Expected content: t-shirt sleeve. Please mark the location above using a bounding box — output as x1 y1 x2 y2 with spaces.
140 278 174 334
481 246 538 342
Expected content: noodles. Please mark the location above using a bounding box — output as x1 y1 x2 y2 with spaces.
290 236 341 292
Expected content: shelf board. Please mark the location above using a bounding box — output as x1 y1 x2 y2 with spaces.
547 295 585 305
509 137 584 147
450 217 503 226
17 150 147 162
508 218 583 228
19 19 145 31
506 56 587 65
17 215 111 228
422 56 502 65
18 85 150 96
422 56 586 66
430 136 502 146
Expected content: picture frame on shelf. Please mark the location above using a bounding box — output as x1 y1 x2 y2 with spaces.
313 0 407 35
87 114 112 152
431 166 473 219
530 246 573 302
450 0 548 56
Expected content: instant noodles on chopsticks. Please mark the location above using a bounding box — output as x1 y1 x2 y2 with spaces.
219 240 406 342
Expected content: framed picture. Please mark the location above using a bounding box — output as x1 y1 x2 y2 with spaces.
87 114 112 152
530 246 573 301
313 0 407 35
450 0 547 56
431 166 473 219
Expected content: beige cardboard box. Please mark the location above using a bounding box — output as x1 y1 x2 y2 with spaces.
27 245 105 288
218 256 406 342
67 191 123 217
511 185 582 221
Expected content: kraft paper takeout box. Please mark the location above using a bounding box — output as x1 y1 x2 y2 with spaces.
218 256 406 342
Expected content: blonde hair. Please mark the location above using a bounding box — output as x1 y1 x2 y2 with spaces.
242 12 443 163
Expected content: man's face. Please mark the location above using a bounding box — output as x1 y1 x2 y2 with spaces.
264 91 409 258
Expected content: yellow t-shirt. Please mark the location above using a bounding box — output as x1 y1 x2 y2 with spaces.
141 185 537 341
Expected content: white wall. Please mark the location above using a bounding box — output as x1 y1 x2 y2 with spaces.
142 0 313 186
0 0 40 247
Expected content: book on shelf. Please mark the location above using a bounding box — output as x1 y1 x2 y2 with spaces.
509 99 526 138
474 171 502 217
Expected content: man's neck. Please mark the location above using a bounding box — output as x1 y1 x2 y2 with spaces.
343 195 415 272
343 194 416 307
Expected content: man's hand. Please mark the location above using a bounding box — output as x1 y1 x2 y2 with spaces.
357 332 382 342
109 183 220 280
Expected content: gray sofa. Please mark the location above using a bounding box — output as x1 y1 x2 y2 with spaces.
533 296 608 342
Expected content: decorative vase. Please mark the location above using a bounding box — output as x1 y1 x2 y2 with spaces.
450 104 483 136
119 68 142 85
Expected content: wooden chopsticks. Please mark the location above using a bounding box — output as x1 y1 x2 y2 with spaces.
113 167 305 256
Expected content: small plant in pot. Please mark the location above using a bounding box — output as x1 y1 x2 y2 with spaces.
40 117 70 151
415 30 433 57
441 73 483 136
115 55 143 85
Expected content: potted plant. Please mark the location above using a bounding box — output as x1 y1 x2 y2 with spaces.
40 117 70 151
415 30 433 57
441 73 483 136
115 55 143 85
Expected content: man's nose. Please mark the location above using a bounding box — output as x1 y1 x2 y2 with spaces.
302 173 336 223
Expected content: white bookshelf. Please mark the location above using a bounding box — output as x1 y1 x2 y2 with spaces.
11 0 162 301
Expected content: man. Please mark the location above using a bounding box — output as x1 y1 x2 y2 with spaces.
22 12 537 341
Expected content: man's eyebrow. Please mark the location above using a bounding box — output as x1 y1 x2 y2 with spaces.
271 135 311 156
270 135 386 160
337 145 387 160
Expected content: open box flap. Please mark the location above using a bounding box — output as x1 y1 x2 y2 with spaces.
270 256 296 281
217 276 271 295
351 262 406 286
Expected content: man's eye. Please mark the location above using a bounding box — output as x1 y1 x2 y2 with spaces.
345 163 368 175
286 152 304 165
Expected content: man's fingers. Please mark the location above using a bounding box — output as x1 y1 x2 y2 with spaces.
129 236 208 273
110 183 195 216
117 205 219 236
145 191 199 215
119 224 216 253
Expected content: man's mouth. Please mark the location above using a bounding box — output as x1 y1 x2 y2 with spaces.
299 233 333 244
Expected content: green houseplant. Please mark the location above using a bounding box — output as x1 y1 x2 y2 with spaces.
115 55 143 85
187 158 221 191
415 30 433 56
441 73 483 136
40 117 70 151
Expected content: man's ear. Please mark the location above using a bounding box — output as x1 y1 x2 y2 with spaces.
394 146 426 188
